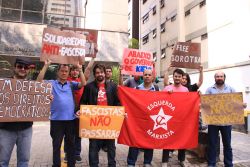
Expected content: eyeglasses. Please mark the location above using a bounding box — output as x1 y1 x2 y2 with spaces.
16 64 29 70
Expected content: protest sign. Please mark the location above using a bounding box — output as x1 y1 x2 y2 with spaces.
83 29 98 57
200 93 244 125
0 78 52 122
121 48 153 76
171 42 201 69
40 27 86 65
79 105 125 139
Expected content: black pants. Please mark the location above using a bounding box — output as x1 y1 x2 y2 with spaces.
162 149 185 162
64 119 81 156
89 139 116 167
50 120 76 167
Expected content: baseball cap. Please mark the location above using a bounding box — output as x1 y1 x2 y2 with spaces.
15 57 32 65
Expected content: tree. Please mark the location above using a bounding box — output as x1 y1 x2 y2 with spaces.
128 38 139 49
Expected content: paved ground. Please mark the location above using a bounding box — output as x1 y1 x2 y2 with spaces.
8 122 250 167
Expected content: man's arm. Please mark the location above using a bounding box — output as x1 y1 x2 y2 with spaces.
197 65 203 88
77 63 86 88
84 57 95 81
37 59 51 82
163 65 173 86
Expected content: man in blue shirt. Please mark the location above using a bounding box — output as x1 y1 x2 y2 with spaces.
205 71 241 167
37 59 86 167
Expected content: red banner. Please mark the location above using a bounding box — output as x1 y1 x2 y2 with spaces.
117 86 199 149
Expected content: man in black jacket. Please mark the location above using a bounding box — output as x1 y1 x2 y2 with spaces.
80 64 119 167
0 58 33 167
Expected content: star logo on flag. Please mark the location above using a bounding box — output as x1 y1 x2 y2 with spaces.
150 107 172 131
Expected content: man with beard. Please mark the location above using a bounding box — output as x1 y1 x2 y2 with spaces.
205 71 238 167
162 68 188 167
80 64 120 167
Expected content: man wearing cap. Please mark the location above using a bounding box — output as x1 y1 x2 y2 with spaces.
0 57 33 167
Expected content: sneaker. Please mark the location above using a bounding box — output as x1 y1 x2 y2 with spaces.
127 165 135 167
179 161 185 167
162 162 168 167
75 155 82 162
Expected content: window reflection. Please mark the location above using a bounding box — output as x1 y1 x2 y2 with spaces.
22 11 43 23
2 0 22 9
23 0 44 11
0 9 21 21
0 0 86 27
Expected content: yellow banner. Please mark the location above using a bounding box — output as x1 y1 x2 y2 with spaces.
200 93 244 125
79 105 125 139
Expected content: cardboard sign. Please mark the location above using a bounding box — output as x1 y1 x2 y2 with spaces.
121 48 153 76
0 79 52 122
40 27 86 65
79 105 125 139
83 29 98 58
200 93 244 125
171 42 201 69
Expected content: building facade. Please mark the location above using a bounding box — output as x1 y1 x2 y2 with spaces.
138 0 250 113
0 0 128 77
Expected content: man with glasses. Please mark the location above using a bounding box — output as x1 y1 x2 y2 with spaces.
0 57 33 167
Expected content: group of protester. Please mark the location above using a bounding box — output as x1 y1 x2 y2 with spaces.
0 56 245 167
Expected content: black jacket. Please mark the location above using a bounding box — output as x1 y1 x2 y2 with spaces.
80 80 120 106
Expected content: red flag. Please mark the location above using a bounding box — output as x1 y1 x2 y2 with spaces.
118 86 199 149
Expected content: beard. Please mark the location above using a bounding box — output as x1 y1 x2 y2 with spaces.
216 80 224 86
96 76 104 82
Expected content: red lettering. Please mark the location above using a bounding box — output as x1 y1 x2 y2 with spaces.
124 65 132 71
42 44 59 55
124 58 129 64
89 116 112 126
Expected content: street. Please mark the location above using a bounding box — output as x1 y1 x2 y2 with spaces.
8 122 250 167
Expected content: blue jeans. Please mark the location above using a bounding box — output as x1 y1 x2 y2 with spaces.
127 147 153 165
89 139 116 167
0 127 32 167
207 125 233 167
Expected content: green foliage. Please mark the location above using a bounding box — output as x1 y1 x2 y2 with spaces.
111 66 120 85
128 38 139 49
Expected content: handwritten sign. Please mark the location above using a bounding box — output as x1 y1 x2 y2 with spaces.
79 105 125 139
200 93 244 125
171 42 201 69
84 29 98 58
0 79 52 122
121 48 153 76
40 27 86 65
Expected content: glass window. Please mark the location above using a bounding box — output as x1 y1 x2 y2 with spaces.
22 11 43 23
0 9 21 21
2 0 22 9
23 0 44 11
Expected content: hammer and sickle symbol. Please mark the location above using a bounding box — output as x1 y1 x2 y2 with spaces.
156 115 166 126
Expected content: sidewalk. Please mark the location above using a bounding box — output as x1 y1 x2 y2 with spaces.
8 122 250 167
